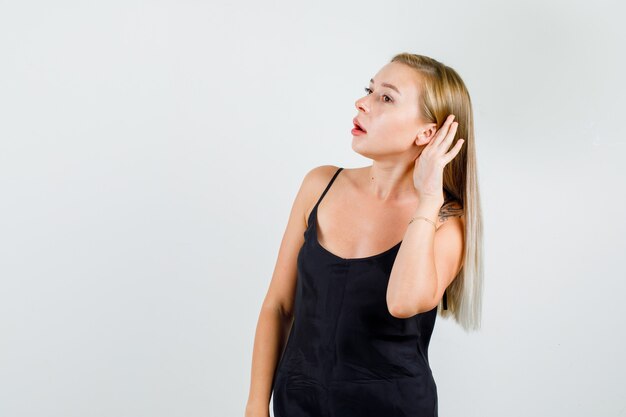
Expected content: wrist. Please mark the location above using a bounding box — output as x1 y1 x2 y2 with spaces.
409 199 441 227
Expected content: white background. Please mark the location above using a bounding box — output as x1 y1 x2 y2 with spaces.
1 1 625 416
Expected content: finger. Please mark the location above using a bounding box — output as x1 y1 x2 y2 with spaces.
437 121 459 152
441 122 459 151
442 139 464 164
432 114 456 148
431 115 454 148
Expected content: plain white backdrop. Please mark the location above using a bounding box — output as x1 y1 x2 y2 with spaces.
1 1 625 416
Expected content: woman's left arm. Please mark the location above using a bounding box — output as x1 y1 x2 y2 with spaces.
387 199 465 318
386 114 466 318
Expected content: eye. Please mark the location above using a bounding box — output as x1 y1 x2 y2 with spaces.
363 87 393 103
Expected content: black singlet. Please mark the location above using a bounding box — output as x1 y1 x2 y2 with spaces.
272 167 444 417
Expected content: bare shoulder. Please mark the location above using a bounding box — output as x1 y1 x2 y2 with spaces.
300 165 342 227
303 164 342 187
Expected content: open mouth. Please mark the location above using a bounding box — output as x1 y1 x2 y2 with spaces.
353 119 367 133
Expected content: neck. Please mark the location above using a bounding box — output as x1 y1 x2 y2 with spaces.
366 163 417 203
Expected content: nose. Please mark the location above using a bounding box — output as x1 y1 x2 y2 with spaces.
355 96 368 113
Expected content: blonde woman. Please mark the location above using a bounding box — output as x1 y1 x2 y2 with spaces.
245 52 484 417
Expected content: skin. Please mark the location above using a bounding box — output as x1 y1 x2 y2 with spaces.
352 61 462 202
244 61 466 416
349 61 466 315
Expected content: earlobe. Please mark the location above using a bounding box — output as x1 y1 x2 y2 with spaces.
415 133 429 147
415 131 428 146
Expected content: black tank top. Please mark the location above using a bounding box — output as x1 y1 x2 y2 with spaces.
272 167 442 417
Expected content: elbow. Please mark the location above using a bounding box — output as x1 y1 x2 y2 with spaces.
262 301 294 321
388 304 415 319
387 298 435 319
387 300 419 319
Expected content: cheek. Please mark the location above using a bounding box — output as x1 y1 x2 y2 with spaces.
367 113 416 144
395 114 420 139
376 115 405 135
383 118 415 142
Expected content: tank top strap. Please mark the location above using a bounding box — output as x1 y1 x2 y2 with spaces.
313 167 343 210
443 288 448 310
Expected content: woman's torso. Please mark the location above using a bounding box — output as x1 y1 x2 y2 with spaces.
272 166 440 417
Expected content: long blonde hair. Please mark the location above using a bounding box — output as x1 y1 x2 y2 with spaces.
391 52 484 332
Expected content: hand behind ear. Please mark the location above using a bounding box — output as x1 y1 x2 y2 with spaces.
412 114 465 201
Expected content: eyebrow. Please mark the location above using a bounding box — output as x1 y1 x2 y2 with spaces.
370 78 401 95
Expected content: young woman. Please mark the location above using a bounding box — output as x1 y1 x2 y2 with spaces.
245 52 484 417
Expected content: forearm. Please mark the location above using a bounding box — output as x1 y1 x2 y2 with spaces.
387 198 442 317
246 304 293 412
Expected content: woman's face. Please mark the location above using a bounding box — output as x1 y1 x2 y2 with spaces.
351 62 436 158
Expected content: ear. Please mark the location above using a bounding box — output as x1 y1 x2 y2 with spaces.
414 123 438 146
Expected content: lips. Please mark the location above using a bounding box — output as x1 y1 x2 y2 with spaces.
353 118 367 132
